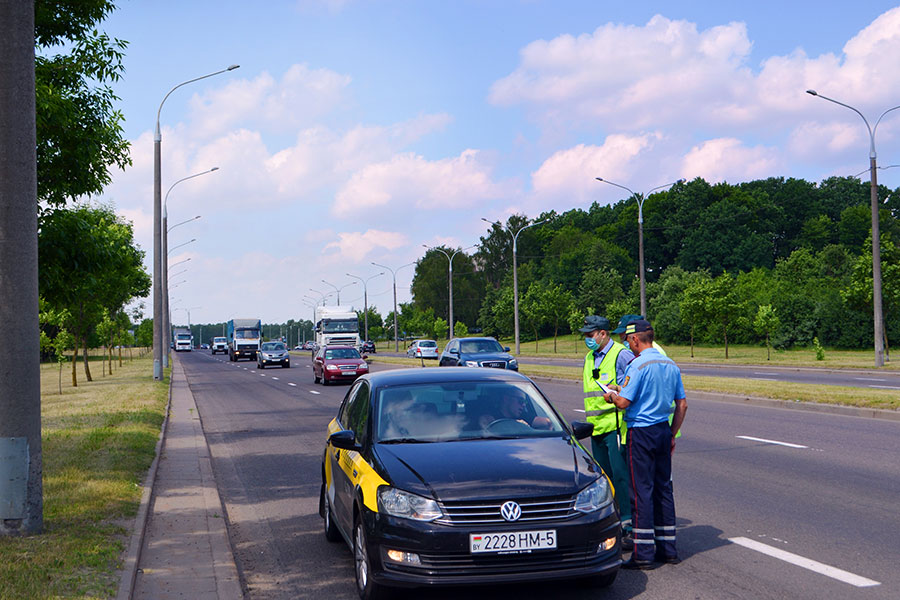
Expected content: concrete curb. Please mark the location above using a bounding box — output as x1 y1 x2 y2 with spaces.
115 356 174 600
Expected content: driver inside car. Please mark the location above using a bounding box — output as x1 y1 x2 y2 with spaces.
479 389 551 431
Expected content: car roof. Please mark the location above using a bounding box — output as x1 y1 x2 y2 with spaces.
449 337 497 342
358 366 529 388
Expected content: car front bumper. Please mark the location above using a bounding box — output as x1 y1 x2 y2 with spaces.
259 355 289 365
361 504 621 588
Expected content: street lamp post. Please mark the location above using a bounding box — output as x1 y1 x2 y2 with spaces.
595 177 682 318
153 65 238 379
162 168 217 366
422 245 475 338
807 89 900 367
321 279 357 305
347 271 384 342
372 261 416 352
481 218 548 355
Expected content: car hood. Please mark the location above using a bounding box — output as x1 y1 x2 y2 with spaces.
459 352 512 362
374 437 600 501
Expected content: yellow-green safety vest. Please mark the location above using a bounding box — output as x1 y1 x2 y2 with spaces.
582 341 628 439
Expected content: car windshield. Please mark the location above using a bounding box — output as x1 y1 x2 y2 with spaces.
418 341 437 348
322 319 358 334
214 337 226 343
235 329 259 339
325 348 361 360
459 339 503 354
262 342 285 351
375 381 564 443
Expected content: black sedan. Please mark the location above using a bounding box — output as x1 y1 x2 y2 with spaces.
320 368 621 599
439 337 518 370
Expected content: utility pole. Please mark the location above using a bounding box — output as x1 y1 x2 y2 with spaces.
0 0 43 535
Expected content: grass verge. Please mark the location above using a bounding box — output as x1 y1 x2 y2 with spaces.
370 356 899 411
0 354 168 600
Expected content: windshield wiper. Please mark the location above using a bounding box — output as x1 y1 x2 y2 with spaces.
379 438 434 444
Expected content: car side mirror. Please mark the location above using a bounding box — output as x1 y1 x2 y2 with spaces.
362 354 369 360
570 421 594 440
448 348 459 354
328 430 361 451
503 346 510 352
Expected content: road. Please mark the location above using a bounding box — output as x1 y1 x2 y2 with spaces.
381 351 900 390
179 350 900 599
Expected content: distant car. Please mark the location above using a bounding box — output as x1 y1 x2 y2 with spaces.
200 343 209 350
313 345 368 385
320 367 620 599
211 337 228 355
361 340 376 354
439 337 518 370
257 341 290 369
407 339 439 359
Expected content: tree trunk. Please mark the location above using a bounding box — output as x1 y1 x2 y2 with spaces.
766 332 771 361
724 325 729 359
690 323 695 358
58 359 62 395
83 338 93 381
71 338 78 387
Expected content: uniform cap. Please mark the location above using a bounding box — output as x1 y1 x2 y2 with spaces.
611 314 644 334
624 319 653 335
578 315 611 333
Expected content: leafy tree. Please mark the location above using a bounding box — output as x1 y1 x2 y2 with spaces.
521 282 548 352
577 267 624 318
705 272 744 358
844 235 900 356
543 283 574 353
753 305 780 361
35 0 130 207
135 318 153 348
453 321 468 338
434 317 448 340
38 204 150 385
680 275 712 357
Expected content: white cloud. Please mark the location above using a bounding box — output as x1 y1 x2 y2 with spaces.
681 138 779 184
332 149 513 217
323 230 409 262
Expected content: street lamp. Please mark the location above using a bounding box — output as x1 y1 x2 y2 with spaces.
595 177 683 318
321 279 357 305
372 261 416 352
162 168 217 367
807 89 900 366
422 244 476 338
481 218 548 355
308 289 334 306
168 257 191 270
167 238 196 256
153 65 238 380
347 271 384 342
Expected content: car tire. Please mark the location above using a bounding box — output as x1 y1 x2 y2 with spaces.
322 487 341 543
283 362 290 368
314 372 320 384
354 516 386 600
259 363 265 369
322 376 329 386
581 571 617 589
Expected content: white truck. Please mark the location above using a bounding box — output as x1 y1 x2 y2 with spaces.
173 327 192 352
314 306 361 351
227 318 261 362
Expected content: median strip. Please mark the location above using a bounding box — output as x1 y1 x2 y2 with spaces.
729 537 880 587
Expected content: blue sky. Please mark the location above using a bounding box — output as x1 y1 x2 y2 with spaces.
96 1 900 325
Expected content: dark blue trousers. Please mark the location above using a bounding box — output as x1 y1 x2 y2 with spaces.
626 422 677 561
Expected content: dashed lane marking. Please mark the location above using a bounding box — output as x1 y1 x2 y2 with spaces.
271 377 279 380
869 385 900 390
736 435 807 449
288 383 296 387
309 390 321 395
729 537 880 587
854 377 887 381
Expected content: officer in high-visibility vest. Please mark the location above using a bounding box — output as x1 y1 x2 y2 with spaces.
579 315 635 545
604 319 687 569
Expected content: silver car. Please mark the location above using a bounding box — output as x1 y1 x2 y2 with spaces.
257 341 290 369
406 339 439 359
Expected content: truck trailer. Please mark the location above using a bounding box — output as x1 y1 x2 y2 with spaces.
227 318 261 361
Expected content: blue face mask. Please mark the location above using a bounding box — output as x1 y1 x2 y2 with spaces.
584 336 599 351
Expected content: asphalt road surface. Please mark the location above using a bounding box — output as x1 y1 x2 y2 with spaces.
180 351 900 600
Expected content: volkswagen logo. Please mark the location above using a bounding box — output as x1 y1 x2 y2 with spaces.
500 501 521 522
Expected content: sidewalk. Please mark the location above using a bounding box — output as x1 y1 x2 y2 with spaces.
118 354 243 599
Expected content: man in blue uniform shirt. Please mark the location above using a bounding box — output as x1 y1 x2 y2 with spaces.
604 319 687 569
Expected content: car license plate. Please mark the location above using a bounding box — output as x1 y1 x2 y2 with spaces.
470 530 556 554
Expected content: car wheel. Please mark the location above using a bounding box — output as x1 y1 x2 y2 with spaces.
259 363 265 369
581 571 617 589
322 486 341 543
283 362 290 368
354 516 386 600
314 372 320 384
322 376 329 386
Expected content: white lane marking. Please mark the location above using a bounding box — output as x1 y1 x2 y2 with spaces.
870 385 900 390
259 374 265 377
736 435 807 449
854 377 887 381
288 382 297 387
754 372 779 376
309 390 321 395
271 377 279 380
752 377 777 381
729 537 880 587
573 409 585 413
243 367 248 370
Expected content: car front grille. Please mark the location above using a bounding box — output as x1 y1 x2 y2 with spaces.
480 361 506 369
436 495 576 525
338 364 358 371
385 546 597 576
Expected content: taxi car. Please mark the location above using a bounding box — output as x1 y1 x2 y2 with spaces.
320 368 621 599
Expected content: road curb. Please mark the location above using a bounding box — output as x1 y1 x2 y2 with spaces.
115 357 173 600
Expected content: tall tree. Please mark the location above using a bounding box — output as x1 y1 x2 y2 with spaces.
35 0 130 207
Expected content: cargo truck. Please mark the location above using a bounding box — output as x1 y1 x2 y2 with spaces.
173 327 193 352
227 318 261 361
314 306 361 350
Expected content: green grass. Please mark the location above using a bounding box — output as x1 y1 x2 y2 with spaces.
0 354 169 599
370 355 899 411
375 335 900 370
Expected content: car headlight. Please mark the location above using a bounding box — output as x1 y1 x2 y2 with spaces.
326 364 340 371
574 477 613 513
465 361 479 367
359 364 368 370
378 487 443 521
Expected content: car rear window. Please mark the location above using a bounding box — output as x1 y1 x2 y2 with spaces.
420 341 437 347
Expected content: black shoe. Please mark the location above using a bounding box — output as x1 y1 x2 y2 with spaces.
655 553 681 564
621 533 634 551
622 557 656 570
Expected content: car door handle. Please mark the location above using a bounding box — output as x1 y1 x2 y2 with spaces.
352 469 358 478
